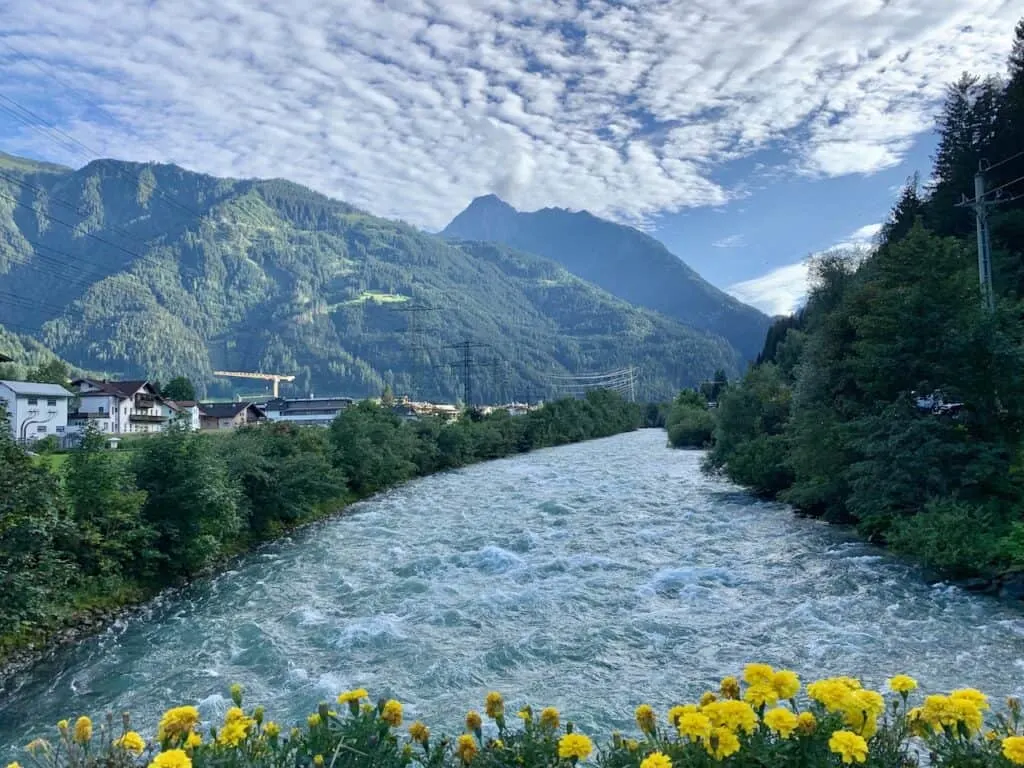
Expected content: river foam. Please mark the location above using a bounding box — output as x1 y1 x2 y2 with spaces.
2 430 1023 753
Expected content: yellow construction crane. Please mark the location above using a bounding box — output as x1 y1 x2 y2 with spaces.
214 370 296 398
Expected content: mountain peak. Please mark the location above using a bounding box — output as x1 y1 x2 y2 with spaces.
443 194 519 241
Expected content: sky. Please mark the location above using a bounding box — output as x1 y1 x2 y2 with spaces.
0 0 1020 317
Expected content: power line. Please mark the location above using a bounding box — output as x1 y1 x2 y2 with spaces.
982 149 1024 173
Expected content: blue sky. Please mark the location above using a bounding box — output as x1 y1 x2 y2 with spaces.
0 0 1020 316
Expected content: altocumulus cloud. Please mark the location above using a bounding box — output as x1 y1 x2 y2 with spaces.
0 0 1018 229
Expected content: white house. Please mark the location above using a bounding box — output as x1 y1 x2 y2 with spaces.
165 400 203 431
67 379 170 435
0 380 75 443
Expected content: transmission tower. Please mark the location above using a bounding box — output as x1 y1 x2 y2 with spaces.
389 302 443 397
443 340 493 406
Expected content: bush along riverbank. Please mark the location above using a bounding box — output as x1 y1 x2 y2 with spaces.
11 664 1024 768
0 390 642 674
694 21 1024 596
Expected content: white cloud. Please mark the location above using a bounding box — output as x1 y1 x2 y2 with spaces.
712 234 746 248
0 0 1018 228
726 222 881 314
728 262 810 317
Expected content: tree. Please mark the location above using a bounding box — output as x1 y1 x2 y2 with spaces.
132 424 241 578
26 359 69 385
0 403 72 628
63 423 153 580
162 376 197 401
380 384 395 408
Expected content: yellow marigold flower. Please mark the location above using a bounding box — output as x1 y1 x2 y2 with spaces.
719 676 741 700
624 739 639 751
949 698 983 735
986 730 1000 742
1004 736 1024 764
797 711 817 734
807 679 859 712
772 670 801 700
702 700 758 735
842 689 885 738
381 700 403 727
57 720 69 732
337 688 369 704
148 749 192 768
158 707 201 742
217 721 249 748
705 727 740 760
557 733 593 761
764 707 798 739
677 712 712 741
224 707 246 725
115 732 146 755
491 739 504 749
409 721 430 744
640 751 672 768
951 688 990 711
743 663 775 686
744 683 779 708
229 683 243 706
887 675 917 694
540 707 560 729
667 704 697 727
7 763 22 768
264 722 281 739
517 706 532 722
73 717 92 744
185 732 202 749
466 710 482 732
456 734 478 764
829 731 869 765
484 691 504 719
313 755 324 767
307 714 321 728
635 704 657 734
699 691 718 707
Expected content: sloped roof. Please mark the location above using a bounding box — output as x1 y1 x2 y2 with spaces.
200 402 261 419
73 378 155 398
0 380 75 397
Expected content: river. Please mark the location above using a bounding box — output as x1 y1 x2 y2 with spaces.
2 430 1024 752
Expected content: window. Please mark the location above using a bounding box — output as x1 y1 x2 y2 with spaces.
47 398 57 407
27 397 37 405
56 426 65 434
98 405 106 414
36 425 47 433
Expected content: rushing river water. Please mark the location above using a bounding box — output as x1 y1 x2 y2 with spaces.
3 430 1024 752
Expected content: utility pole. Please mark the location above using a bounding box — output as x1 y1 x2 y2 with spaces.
974 166 995 313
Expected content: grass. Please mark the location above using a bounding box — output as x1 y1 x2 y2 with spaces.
342 290 410 305
31 452 70 471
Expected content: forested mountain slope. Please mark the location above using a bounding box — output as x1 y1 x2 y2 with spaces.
443 194 771 361
0 153 742 401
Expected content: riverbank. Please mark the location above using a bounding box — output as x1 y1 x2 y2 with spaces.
0 392 643 680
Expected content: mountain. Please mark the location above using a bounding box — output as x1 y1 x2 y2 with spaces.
0 153 747 402
443 195 771 361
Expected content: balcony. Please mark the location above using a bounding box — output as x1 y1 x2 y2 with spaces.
129 413 168 424
134 394 156 409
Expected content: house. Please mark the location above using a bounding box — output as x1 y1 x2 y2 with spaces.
165 400 204 431
199 402 264 430
0 380 75 443
264 396 353 426
68 379 169 434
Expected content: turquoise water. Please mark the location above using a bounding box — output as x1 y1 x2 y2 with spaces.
2 430 1023 753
